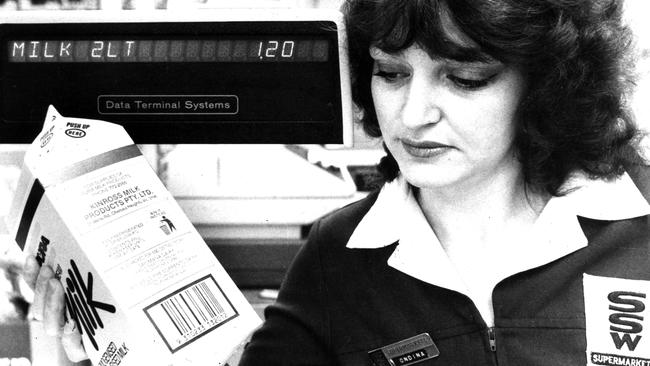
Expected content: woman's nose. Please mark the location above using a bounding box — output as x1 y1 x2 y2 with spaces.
400 76 442 129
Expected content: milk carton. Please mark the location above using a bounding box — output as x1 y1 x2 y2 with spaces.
6 106 262 365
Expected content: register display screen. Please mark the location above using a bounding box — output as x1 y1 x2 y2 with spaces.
0 11 352 144
8 39 330 63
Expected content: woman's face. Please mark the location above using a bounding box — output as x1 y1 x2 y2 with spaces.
371 45 527 191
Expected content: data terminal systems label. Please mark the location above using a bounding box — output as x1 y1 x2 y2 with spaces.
98 95 239 115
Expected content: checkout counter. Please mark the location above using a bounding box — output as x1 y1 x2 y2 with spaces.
166 144 380 287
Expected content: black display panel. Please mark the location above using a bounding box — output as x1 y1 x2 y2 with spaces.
0 16 350 144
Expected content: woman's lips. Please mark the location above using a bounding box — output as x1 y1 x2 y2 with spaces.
401 139 452 158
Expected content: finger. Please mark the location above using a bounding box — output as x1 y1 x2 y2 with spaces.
61 320 89 362
29 264 55 321
22 256 40 289
44 279 65 336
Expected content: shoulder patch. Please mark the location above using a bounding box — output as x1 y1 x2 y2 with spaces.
584 274 650 365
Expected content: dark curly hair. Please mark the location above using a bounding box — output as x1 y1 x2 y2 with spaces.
342 0 645 196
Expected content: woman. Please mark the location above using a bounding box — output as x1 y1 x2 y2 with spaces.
25 0 650 365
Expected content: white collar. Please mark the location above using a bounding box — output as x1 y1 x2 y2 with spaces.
346 172 650 296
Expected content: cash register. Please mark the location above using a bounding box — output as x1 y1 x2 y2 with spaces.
0 8 385 287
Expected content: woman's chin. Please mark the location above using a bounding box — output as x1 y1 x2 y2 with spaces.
399 166 465 190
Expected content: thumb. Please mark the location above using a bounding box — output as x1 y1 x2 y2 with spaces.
61 320 89 363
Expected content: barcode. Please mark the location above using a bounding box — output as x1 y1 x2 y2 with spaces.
144 275 238 352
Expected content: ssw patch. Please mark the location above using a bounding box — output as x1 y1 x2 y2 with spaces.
584 274 650 366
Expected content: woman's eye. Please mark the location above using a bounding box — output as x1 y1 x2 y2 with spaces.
447 74 496 90
373 70 407 82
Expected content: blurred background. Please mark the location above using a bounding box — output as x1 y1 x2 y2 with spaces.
0 0 648 365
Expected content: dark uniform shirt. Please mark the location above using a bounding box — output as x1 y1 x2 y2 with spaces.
239 166 650 366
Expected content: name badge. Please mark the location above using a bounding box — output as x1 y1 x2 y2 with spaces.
584 274 650 366
368 333 440 366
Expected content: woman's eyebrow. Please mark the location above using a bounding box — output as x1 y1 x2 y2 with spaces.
369 46 398 59
441 57 502 68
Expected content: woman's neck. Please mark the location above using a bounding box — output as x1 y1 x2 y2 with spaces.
415 165 548 251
